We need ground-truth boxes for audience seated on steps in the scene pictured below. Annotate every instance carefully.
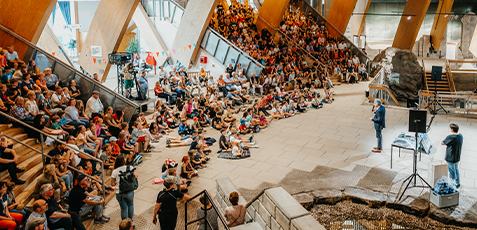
[33,164,66,201]
[0,181,23,230]
[37,183,86,230]
[68,174,110,224]
[0,133,25,184]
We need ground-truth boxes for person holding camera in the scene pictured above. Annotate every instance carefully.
[121,63,135,99]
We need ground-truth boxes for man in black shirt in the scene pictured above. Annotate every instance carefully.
[219,129,231,152]
[46,142,66,164]
[39,183,86,230]
[68,175,109,223]
[153,176,190,230]
[441,123,464,188]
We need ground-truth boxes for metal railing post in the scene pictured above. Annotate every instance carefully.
[40,134,45,167]
[101,161,106,208]
[185,198,188,230]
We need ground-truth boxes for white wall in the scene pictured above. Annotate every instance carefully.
[77,1,100,33]
[192,48,226,80]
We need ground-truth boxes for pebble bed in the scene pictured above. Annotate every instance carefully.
[311,201,476,230]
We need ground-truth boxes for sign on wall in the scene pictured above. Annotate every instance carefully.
[91,46,102,57]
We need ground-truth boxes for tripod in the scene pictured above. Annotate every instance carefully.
[398,119,433,200]
[426,79,448,115]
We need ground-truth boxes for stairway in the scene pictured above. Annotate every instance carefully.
[425,71,454,106]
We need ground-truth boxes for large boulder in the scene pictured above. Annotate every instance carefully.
[371,47,425,101]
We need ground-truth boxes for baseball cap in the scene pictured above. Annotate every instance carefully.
[76,174,87,182]
[110,137,118,142]
[193,117,198,121]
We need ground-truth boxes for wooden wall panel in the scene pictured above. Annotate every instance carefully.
[392,0,432,50]
[256,0,290,33]
[327,0,359,36]
[172,0,219,68]
[37,24,70,64]
[430,0,454,51]
[78,0,140,82]
[0,0,57,59]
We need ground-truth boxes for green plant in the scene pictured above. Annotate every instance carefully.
[126,38,140,54]
[68,39,76,49]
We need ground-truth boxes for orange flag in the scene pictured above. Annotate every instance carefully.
[93,58,96,63]
[156,52,159,57]
[52,52,56,56]
[183,46,186,51]
[188,45,192,50]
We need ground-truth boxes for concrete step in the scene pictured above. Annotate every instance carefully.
[230,222,263,230]
[0,124,10,132]
[10,163,43,195]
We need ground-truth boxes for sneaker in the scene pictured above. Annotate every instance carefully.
[166,143,170,148]
[252,144,259,148]
[94,217,109,224]
[186,181,192,186]
[456,184,461,189]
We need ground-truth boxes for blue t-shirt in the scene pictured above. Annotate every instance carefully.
[1,73,12,84]
[59,117,67,126]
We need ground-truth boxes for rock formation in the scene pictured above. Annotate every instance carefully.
[371,47,425,101]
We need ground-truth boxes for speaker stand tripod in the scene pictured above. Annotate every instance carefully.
[425,80,448,115]
[398,119,433,200]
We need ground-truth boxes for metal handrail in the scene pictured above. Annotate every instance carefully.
[185,189,230,230]
[0,24,139,110]
[207,27,265,69]
[170,0,185,11]
[245,189,265,208]
[0,110,106,201]
[446,60,457,92]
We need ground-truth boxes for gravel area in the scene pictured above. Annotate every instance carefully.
[311,201,477,230]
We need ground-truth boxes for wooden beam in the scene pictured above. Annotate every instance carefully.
[348,0,371,37]
[0,0,57,59]
[430,0,454,51]
[256,0,290,33]
[132,4,170,64]
[74,1,81,57]
[172,0,219,68]
[37,24,70,64]
[392,0,432,50]
[78,0,140,82]
[125,23,137,34]
[326,0,359,35]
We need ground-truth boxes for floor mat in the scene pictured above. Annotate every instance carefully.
[217,150,250,159]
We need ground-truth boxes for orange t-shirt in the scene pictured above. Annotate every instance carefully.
[83,167,92,175]
[111,143,121,156]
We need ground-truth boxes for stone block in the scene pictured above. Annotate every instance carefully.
[386,194,429,217]
[245,212,253,223]
[275,206,290,230]
[263,193,276,218]
[247,205,255,219]
[216,177,238,199]
[265,187,309,220]
[291,215,326,230]
[343,186,387,208]
[252,200,259,211]
[312,190,343,205]
[258,201,272,227]
[254,211,267,230]
[271,216,281,230]
[229,222,263,230]
[292,193,314,210]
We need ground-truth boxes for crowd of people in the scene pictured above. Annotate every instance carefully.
[0,2,370,229]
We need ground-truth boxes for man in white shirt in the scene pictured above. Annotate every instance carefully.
[352,55,360,65]
[250,72,263,96]
[158,66,167,83]
[338,41,347,50]
[238,73,250,94]
[51,87,67,109]
[85,90,104,119]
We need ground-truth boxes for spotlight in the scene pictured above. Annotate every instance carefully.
[407,16,411,20]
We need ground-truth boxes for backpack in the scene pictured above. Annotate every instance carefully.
[132,154,143,166]
[118,166,138,193]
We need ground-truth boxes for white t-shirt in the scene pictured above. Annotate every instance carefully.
[232,146,240,156]
[111,165,134,193]
[67,144,82,167]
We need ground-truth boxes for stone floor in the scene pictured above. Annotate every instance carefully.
[98,81,477,229]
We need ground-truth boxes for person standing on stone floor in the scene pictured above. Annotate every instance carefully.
[441,123,463,188]
[370,99,385,153]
